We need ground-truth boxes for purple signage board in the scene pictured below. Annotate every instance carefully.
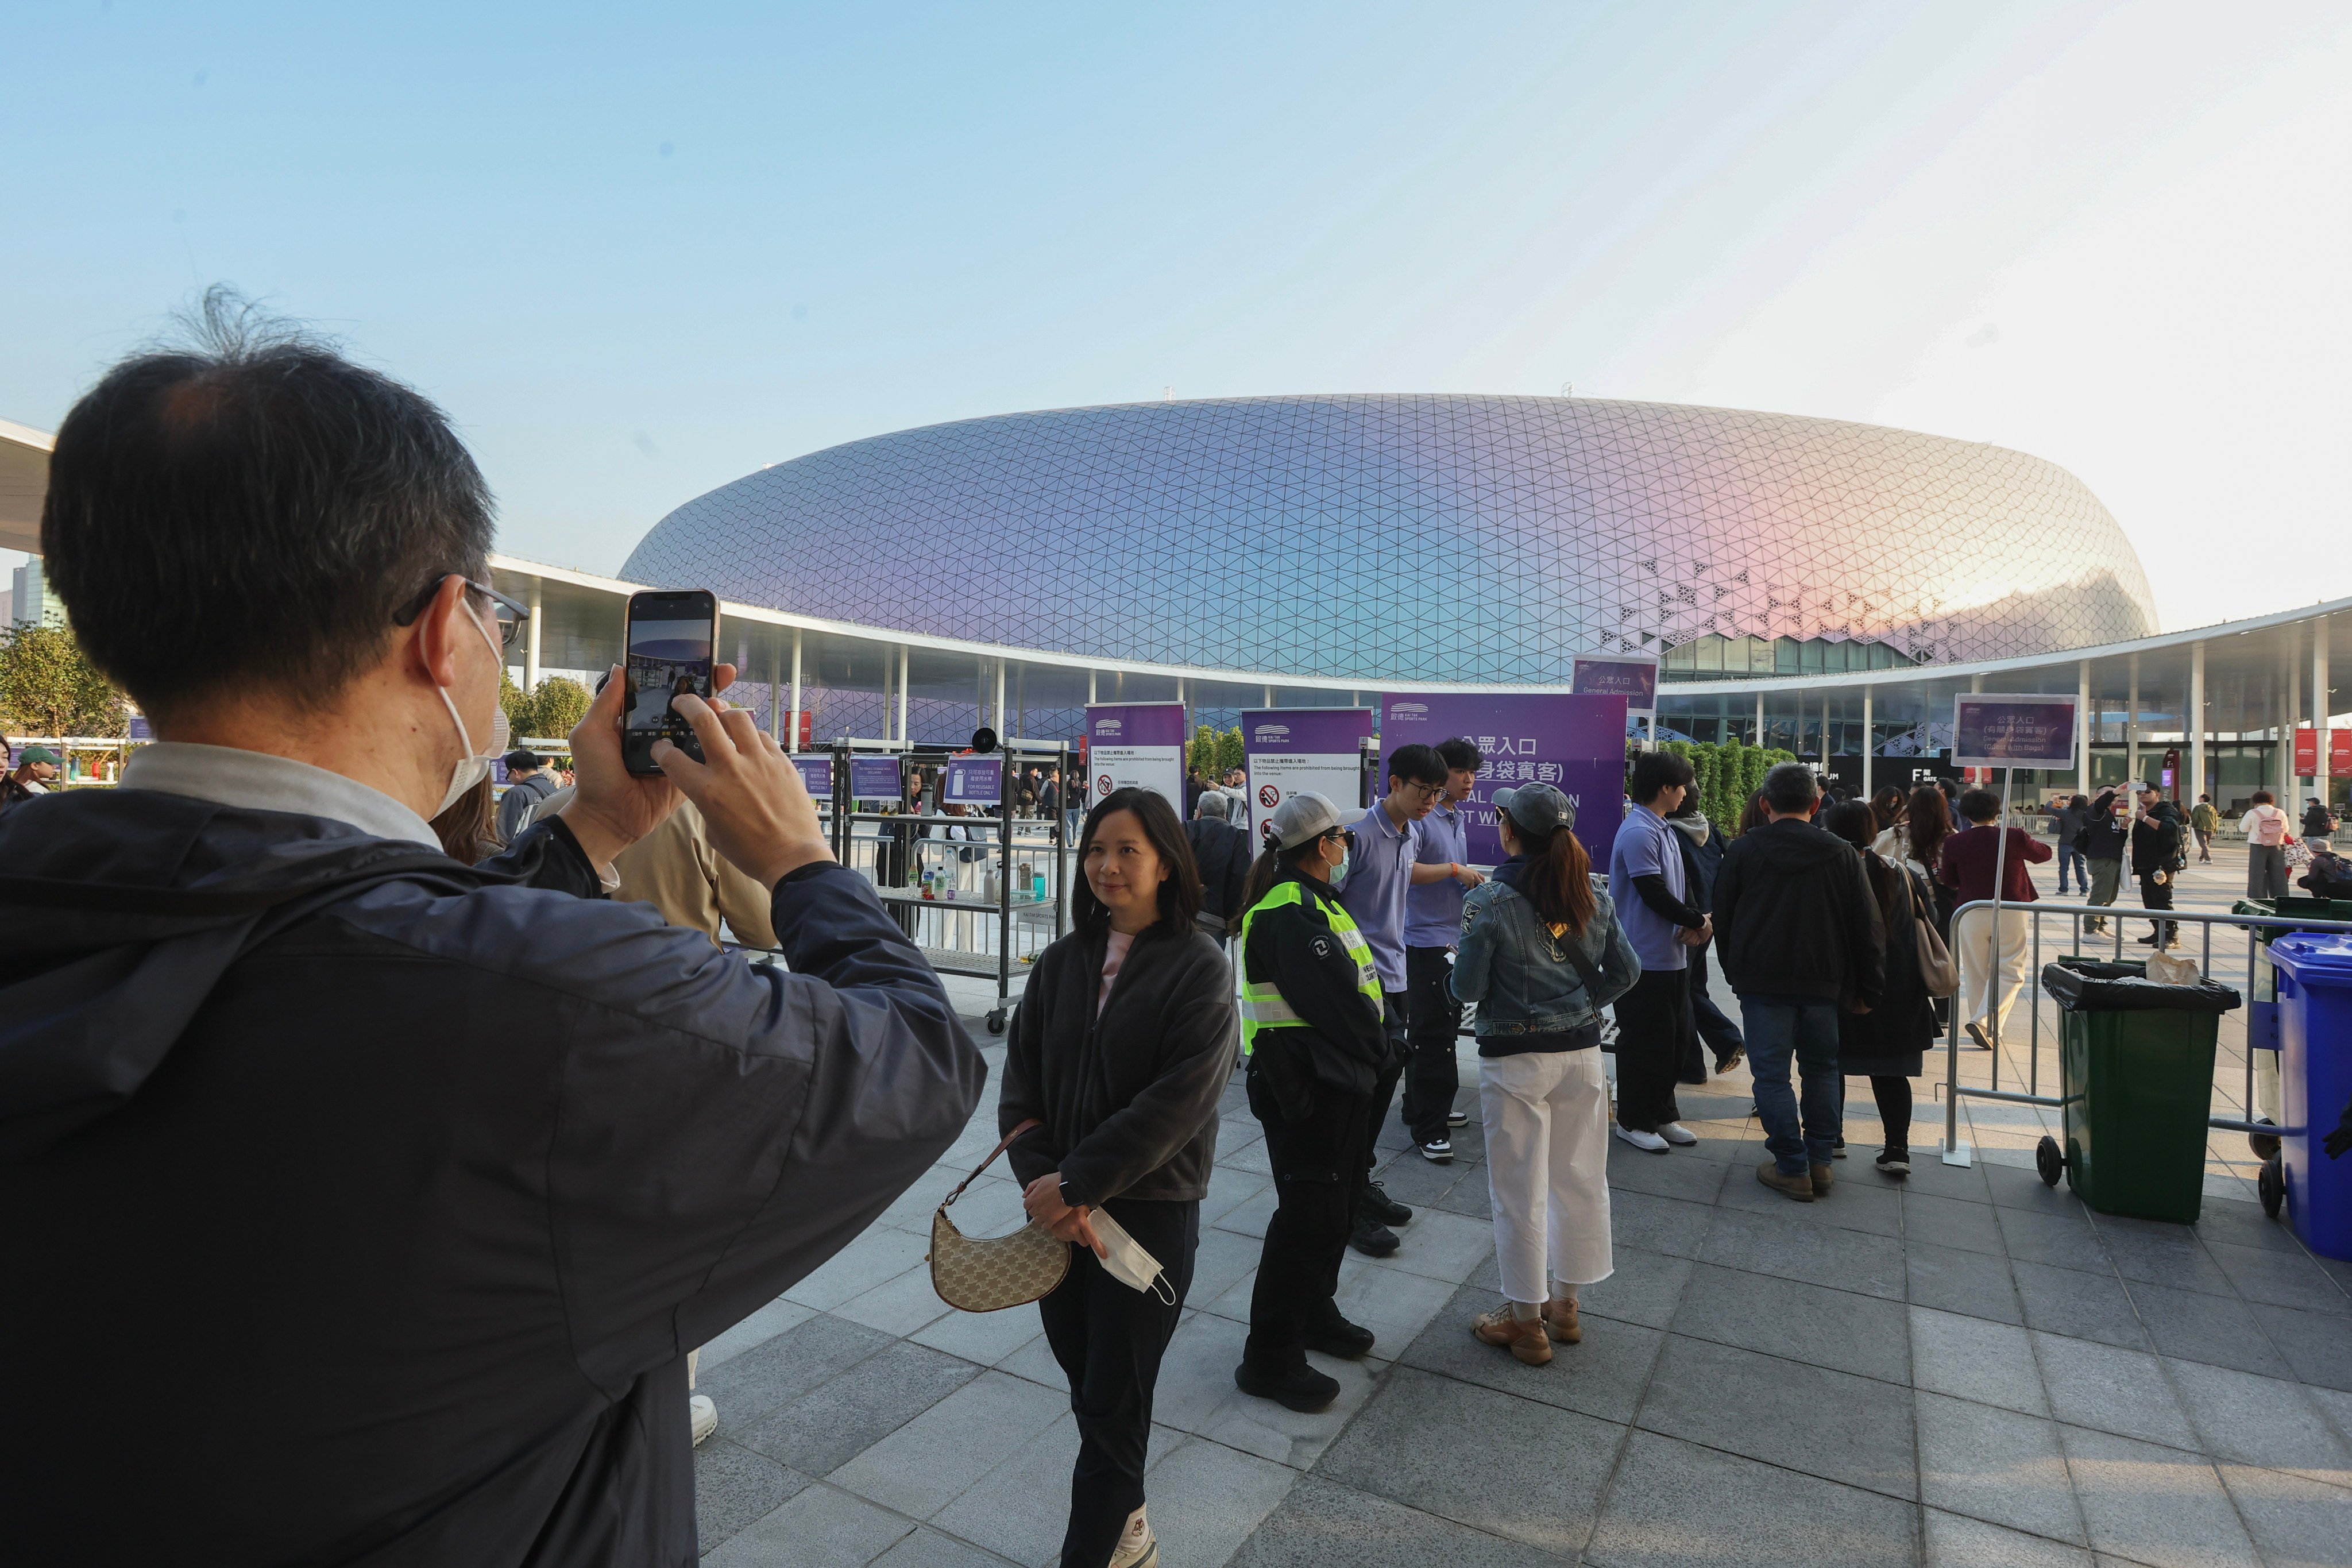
[127,715,153,741]
[943,756,1003,806]
[1241,708,1373,837]
[1951,694,2077,770]
[790,755,835,798]
[1084,702,1188,816]
[849,754,904,801]
[1380,692,1630,867]
[1570,656,1659,718]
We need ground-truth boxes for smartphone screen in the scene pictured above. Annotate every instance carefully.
[623,589,716,773]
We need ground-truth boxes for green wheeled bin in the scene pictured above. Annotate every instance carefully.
[2036,959,2242,1223]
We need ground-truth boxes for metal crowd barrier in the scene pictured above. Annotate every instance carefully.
[1937,897,2352,1177]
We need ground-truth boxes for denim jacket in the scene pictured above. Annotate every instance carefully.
[1448,863,1641,1035]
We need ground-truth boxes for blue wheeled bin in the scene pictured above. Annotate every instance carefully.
[2266,933,2352,1260]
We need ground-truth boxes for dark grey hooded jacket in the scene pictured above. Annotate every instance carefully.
[0,786,983,1566]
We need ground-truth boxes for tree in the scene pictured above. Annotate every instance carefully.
[498,670,531,733]
[1213,726,1243,777]
[524,677,591,741]
[0,623,126,741]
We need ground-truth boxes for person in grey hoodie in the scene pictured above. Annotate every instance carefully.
[1666,795,1744,1075]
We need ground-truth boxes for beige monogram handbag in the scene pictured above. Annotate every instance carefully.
[928,1119,1072,1312]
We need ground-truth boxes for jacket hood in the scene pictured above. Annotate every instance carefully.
[1741,817,1857,875]
[1668,814,1711,847]
[0,788,489,1160]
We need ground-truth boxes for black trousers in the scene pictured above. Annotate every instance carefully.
[1359,991,1408,1194]
[1246,1071,1368,1370]
[1037,1196,1199,1568]
[2138,872,2176,944]
[1612,967,1690,1131]
[1839,1073,1914,1149]
[1688,945,1743,1069]
[1400,947,1462,1144]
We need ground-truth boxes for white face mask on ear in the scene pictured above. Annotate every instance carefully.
[434,598,511,817]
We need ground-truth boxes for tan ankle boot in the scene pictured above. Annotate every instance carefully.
[1472,1303,1552,1365]
[1543,1299,1582,1345]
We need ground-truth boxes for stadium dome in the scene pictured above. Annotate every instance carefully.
[622,395,2156,685]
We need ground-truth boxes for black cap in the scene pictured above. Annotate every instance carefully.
[503,749,541,770]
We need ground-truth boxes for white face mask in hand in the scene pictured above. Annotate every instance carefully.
[434,597,512,816]
[1087,1208,1176,1303]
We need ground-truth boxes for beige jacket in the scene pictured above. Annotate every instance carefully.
[528,789,776,948]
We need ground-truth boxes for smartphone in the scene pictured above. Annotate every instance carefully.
[621,589,717,776]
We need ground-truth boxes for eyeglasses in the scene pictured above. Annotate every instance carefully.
[1404,780,1446,800]
[392,574,532,651]
[1323,828,1358,849]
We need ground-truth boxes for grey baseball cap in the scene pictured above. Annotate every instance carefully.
[1493,781,1575,836]
[1264,790,1347,850]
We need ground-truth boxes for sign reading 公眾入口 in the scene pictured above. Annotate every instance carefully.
[1951,694,2078,771]
[1240,709,1373,839]
[1083,703,1187,818]
[1380,693,1629,867]
[1570,656,1659,721]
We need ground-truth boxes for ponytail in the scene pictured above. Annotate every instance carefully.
[1516,823,1596,935]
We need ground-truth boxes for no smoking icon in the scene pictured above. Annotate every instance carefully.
[1096,774,1113,796]
[1259,784,1280,808]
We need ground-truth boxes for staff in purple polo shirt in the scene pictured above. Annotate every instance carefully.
[1400,737,1489,1163]
[1335,743,1469,1256]
[1605,750,1709,1153]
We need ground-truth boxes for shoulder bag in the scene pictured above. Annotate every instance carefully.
[928,1119,1072,1312]
[1906,867,1959,997]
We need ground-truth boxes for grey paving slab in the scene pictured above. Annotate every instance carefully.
[1145,1309,1386,1469]
[1717,1161,1907,1237]
[1351,1206,1495,1283]
[1369,1148,1473,1209]
[1674,1262,1913,1384]
[701,1312,898,1428]
[1577,1245,1697,1330]
[1997,1204,2103,1272]
[1914,1391,2084,1544]
[923,1411,1076,1567]
[2216,1463,2352,1568]
[1604,1188,1716,1259]
[1903,1191,2008,1256]
[910,1301,1046,1369]
[1893,1151,1993,1205]
[1227,1474,1564,1568]
[2089,1214,2235,1295]
[786,1225,934,1312]
[2029,1331,2197,1450]
[1399,1280,1663,1424]
[1920,1507,2092,1568]
[833,1262,959,1339]
[2125,1277,2294,1378]
[828,1370,1071,1520]
[1906,1240,2026,1325]
[1200,1165,1273,1231]
[1427,1173,1493,1220]
[1183,1222,1265,1307]
[1701,1204,1909,1300]
[1634,1333,1918,1499]
[1329,1255,1459,1353]
[1584,1427,1919,1568]
[2012,1259,2152,1352]
[1984,1161,2092,1216]
[698,1296,820,1373]
[735,1339,982,1477]
[2060,1425,2256,1568]
[1128,1434,1298,1568]
[2191,1193,2306,1254]
[1910,1307,2046,1416]
[2164,1358,2352,1487]
[868,1528,1021,1567]
[692,1439,813,1557]
[2249,1301,2352,1392]
[2207,1238,2352,1316]
[1315,1366,1623,1553]
[1604,1140,1733,1203]
[702,1481,917,1568]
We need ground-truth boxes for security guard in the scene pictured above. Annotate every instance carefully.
[1231,791,1390,1413]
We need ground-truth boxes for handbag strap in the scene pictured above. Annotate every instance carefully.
[944,1119,1040,1207]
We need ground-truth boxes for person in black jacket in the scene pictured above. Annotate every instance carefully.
[1231,791,1389,1415]
[1185,789,1252,945]
[2130,786,2183,948]
[1820,802,1936,1175]
[0,312,982,1567]
[1666,796,1744,1075]
[2079,789,2129,936]
[1001,787,1235,1568]
[1713,763,1887,1203]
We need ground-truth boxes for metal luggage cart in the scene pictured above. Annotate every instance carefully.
[829,740,1072,1034]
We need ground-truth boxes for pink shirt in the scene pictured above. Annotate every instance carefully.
[1098,929,1134,1017]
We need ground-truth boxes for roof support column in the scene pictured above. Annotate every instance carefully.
[2189,642,2205,808]
[1755,690,1764,750]
[2315,619,2331,806]
[2126,654,2139,788]
[1264,685,1275,708]
[1089,670,1099,705]
[786,628,802,752]
[995,660,1007,741]
[2077,660,2092,793]
[895,644,909,750]
[1861,686,1872,800]
[2289,648,2304,800]
[524,578,543,691]
[767,638,781,741]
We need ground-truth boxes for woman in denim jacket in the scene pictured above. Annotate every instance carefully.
[1449,781,1640,1365]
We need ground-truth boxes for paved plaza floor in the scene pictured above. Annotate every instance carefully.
[693,840,2352,1567]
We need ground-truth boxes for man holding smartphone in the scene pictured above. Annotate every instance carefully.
[0,302,984,1566]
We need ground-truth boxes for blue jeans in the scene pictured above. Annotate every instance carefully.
[1740,1000,1843,1175]
[2056,845,2087,895]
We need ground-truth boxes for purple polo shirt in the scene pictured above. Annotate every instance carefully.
[1338,800,1421,993]
[1405,797,1471,949]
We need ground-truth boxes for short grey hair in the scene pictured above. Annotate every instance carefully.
[1760,761,1819,814]
[1194,790,1231,821]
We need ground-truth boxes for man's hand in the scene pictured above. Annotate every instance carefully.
[559,661,737,871]
[1680,914,1713,946]
[1452,863,1486,887]
[653,693,833,890]
[1023,1171,1104,1257]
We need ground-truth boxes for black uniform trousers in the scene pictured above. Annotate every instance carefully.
[1612,967,1690,1132]
[2137,871,2176,945]
[1246,1069,1369,1371]
[1359,991,1408,1199]
[1037,1196,1199,1568]
[1399,947,1462,1144]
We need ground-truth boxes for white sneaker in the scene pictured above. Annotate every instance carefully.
[1612,1124,1669,1153]
[1108,1504,1157,1568]
[689,1395,717,1447]
[1657,1122,1698,1146]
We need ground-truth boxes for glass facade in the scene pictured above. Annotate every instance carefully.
[1661,634,1917,681]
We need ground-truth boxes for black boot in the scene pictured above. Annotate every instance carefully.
[1349,1214,1400,1257]
[1360,1180,1411,1227]
[1234,1356,1340,1412]
[1303,1308,1377,1359]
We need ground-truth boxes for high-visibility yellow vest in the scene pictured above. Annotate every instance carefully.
[1236,876,1382,1057]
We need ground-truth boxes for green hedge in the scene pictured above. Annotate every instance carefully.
[1655,738,1795,836]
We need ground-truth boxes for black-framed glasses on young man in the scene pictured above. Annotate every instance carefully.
[391,574,531,651]
[1405,780,1446,800]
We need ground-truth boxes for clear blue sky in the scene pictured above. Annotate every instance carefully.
[5,2,2347,629]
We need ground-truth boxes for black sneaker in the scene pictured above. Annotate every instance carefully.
[1234,1359,1341,1412]
[1447,1110,1469,1127]
[2135,933,2158,945]
[1349,1215,1400,1257]
[1360,1181,1411,1227]
[1875,1148,1911,1176]
[1418,1137,1454,1163]
[1832,1137,1848,1160]
[1303,1314,1377,1359]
